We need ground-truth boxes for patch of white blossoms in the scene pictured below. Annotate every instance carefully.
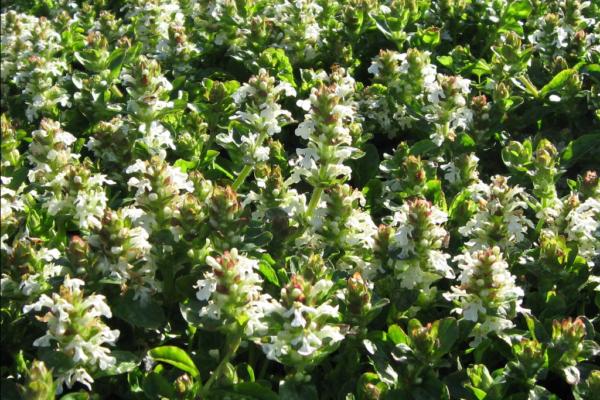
[389,198,453,291]
[251,274,345,368]
[444,246,526,346]
[89,207,159,303]
[424,74,473,146]
[565,197,600,265]
[195,248,263,326]
[23,276,119,393]
[305,184,377,257]
[289,67,361,186]
[219,68,295,164]
[460,175,533,252]
[28,119,114,230]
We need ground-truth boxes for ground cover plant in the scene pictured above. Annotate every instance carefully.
[1,0,600,399]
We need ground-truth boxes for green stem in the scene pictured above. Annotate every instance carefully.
[518,75,539,98]
[306,186,324,218]
[200,332,242,396]
[231,131,267,190]
[232,164,253,191]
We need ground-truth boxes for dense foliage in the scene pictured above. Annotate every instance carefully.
[1,0,600,399]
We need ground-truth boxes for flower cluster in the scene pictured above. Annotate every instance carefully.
[218,69,295,166]
[89,207,158,303]
[445,247,526,345]
[289,67,362,187]
[251,274,345,370]
[2,1,599,398]
[388,198,453,292]
[195,249,263,328]
[23,276,119,393]
[459,175,534,252]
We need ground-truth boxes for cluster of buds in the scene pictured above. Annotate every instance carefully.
[1,114,22,172]
[339,271,374,327]
[1,12,68,120]
[252,273,345,370]
[366,48,473,145]
[0,178,26,253]
[208,185,244,251]
[388,198,453,292]
[424,74,473,146]
[86,117,135,177]
[42,161,115,231]
[469,95,493,144]
[18,360,57,399]
[267,0,324,63]
[528,1,596,62]
[27,119,79,185]
[70,30,126,118]
[124,0,190,59]
[195,248,263,331]
[531,139,559,204]
[125,156,193,227]
[23,276,120,393]
[365,49,437,136]
[1,239,62,297]
[89,207,159,303]
[1,119,28,248]
[549,317,600,384]
[244,163,307,223]
[218,69,295,165]
[380,143,433,204]
[490,32,532,80]
[305,184,377,258]
[506,338,547,384]
[440,152,480,191]
[289,67,362,187]
[444,246,526,346]
[28,119,113,230]
[459,175,533,252]
[564,196,600,266]
[121,55,173,123]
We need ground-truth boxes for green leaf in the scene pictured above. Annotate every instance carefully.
[528,385,559,400]
[279,379,318,400]
[437,56,453,68]
[560,134,600,167]
[220,382,280,400]
[174,158,197,173]
[113,292,166,329]
[258,48,295,87]
[258,260,280,287]
[148,346,200,378]
[410,139,438,156]
[143,370,177,399]
[540,69,576,97]
[419,27,441,47]
[352,143,380,188]
[505,0,532,19]
[387,324,410,345]
[456,134,476,151]
[436,318,459,356]
[466,385,487,400]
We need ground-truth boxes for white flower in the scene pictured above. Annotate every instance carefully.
[565,198,600,265]
[195,249,263,322]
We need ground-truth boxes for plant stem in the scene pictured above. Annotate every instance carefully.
[232,164,252,191]
[231,131,267,191]
[200,332,242,396]
[518,75,539,98]
[306,186,324,218]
